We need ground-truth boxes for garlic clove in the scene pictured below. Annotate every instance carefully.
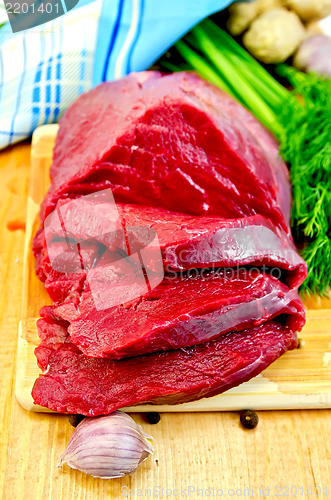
[57,410,153,479]
[293,34,331,76]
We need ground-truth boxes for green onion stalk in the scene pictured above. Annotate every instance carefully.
[160,19,331,296]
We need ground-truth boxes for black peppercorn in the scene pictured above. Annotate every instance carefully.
[240,410,259,429]
[146,412,161,424]
[69,414,85,427]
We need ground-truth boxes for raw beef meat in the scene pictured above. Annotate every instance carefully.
[38,72,292,235]
[44,271,304,359]
[32,320,298,416]
[36,198,306,292]
[41,270,305,359]
[31,71,307,415]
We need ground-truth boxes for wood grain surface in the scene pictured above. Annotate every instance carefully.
[1,138,331,500]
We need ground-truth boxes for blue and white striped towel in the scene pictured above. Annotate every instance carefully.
[0,0,232,150]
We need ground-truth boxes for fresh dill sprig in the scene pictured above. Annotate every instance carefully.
[159,21,331,295]
[277,68,331,295]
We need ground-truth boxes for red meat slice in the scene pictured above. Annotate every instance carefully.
[35,199,306,301]
[47,270,304,359]
[32,320,298,416]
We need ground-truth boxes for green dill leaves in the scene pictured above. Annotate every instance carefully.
[159,22,331,295]
[278,69,331,295]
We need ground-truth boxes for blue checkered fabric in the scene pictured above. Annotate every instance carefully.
[0,0,232,149]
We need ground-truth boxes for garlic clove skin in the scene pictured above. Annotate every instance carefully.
[293,34,331,76]
[57,410,153,479]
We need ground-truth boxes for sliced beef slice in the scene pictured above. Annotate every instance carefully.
[43,270,304,359]
[39,71,291,235]
[32,320,298,416]
[36,197,306,293]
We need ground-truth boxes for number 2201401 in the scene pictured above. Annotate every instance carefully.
[6,3,60,14]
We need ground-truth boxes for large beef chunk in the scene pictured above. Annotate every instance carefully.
[31,71,307,414]
[38,72,292,236]
[32,320,298,416]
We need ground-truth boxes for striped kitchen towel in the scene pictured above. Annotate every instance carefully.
[0,0,232,150]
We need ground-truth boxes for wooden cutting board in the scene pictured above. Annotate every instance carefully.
[15,124,331,413]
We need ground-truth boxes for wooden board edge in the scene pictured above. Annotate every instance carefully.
[16,316,331,413]
[16,124,58,412]
[15,321,53,413]
[30,124,59,159]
